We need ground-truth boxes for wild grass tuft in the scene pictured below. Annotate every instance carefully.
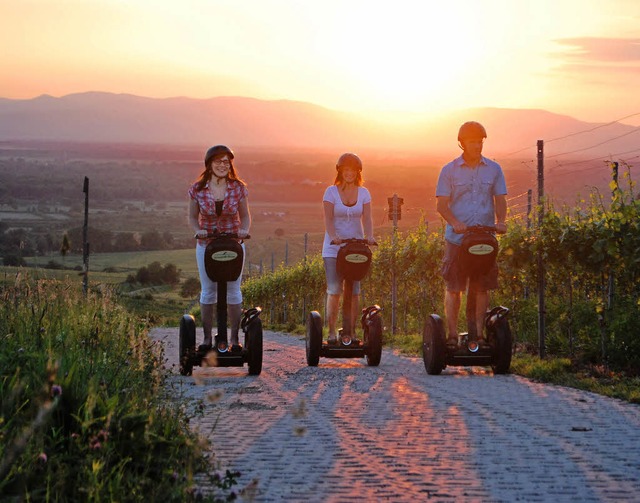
[0,272,238,501]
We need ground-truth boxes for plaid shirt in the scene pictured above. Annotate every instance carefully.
[188,179,248,245]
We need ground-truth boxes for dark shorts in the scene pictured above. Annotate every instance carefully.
[441,241,498,293]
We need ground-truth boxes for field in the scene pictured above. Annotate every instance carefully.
[1,140,626,286]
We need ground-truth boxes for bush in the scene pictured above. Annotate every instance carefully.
[181,277,201,298]
[2,254,26,267]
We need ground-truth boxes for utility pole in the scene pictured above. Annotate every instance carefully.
[537,141,546,358]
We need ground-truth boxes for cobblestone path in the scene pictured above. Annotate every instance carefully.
[150,328,640,503]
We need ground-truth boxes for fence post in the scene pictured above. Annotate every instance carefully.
[82,177,90,296]
[537,140,546,359]
[388,194,403,336]
[302,233,308,324]
[608,161,618,310]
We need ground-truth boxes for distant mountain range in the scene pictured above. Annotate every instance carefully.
[0,92,638,160]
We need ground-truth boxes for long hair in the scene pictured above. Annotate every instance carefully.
[194,157,246,191]
[334,169,364,187]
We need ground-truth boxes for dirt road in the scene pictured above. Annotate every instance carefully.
[150,328,640,502]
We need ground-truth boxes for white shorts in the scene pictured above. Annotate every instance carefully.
[196,243,245,304]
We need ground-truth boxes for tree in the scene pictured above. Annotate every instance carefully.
[140,230,166,251]
[113,232,139,252]
[60,233,70,259]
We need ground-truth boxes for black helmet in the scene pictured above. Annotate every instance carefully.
[458,122,487,142]
[336,152,362,172]
[204,145,234,167]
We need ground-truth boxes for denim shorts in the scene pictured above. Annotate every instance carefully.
[441,241,498,293]
[323,257,361,295]
[196,243,244,304]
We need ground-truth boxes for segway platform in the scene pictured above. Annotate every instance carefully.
[179,307,263,375]
[423,306,512,375]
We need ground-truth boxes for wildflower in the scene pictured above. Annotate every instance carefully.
[37,452,47,464]
[51,384,62,397]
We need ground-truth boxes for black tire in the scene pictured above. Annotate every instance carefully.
[491,317,513,374]
[306,311,323,366]
[365,314,383,366]
[245,318,263,376]
[422,314,446,375]
[179,314,196,376]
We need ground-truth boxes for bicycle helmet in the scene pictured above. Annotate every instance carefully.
[336,152,362,172]
[204,145,234,167]
[457,122,487,142]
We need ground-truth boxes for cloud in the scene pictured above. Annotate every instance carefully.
[554,37,640,63]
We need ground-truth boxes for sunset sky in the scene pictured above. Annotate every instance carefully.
[2,0,640,125]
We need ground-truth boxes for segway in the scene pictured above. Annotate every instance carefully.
[422,226,512,375]
[179,233,263,376]
[306,238,383,367]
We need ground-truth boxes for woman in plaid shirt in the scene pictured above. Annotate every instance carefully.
[188,145,251,350]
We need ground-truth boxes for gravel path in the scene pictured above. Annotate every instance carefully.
[150,327,640,503]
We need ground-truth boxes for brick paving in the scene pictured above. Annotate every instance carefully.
[150,328,640,503]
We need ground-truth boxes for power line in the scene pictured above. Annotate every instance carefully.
[545,112,640,143]
[546,127,640,159]
[500,111,640,159]
[546,147,640,169]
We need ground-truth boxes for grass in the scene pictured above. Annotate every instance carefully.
[0,272,240,501]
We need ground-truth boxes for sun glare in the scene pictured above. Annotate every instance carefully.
[327,2,481,112]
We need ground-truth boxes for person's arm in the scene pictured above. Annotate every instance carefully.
[188,196,207,238]
[362,202,374,243]
[237,197,251,238]
[323,201,340,243]
[436,196,466,234]
[494,194,507,234]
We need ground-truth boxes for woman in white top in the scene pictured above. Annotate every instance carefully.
[322,153,374,344]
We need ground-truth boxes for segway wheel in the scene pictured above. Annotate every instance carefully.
[245,317,263,376]
[422,314,446,375]
[491,317,513,374]
[179,314,196,376]
[306,311,323,366]
[364,314,383,366]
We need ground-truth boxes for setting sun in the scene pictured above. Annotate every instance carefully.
[0,0,639,124]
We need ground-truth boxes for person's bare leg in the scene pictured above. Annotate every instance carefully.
[327,293,340,341]
[228,303,243,346]
[475,291,489,341]
[201,303,215,346]
[444,289,461,343]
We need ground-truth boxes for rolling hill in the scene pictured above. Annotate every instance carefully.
[0,92,638,159]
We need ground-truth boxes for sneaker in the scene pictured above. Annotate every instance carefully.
[327,335,338,344]
[446,335,458,347]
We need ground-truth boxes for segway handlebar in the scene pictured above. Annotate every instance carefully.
[195,232,251,240]
[454,224,506,235]
[330,237,378,246]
